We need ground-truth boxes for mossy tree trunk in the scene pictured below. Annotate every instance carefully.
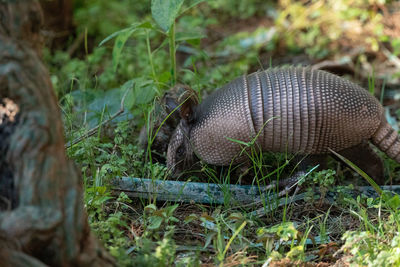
[0,1,114,266]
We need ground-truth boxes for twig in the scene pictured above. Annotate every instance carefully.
[65,89,130,149]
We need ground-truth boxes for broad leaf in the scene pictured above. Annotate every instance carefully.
[112,29,135,72]
[121,80,135,110]
[151,0,184,32]
[123,78,157,110]
[148,216,163,230]
[135,83,156,105]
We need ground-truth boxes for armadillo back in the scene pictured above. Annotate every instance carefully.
[249,67,383,154]
[191,67,384,166]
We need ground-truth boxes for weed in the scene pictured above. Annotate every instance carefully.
[340,193,400,266]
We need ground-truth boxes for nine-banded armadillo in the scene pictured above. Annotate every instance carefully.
[166,67,400,180]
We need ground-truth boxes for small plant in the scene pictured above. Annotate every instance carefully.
[131,228,178,267]
[257,221,311,262]
[143,204,180,236]
[87,192,133,264]
[185,210,253,266]
[341,231,400,266]
[301,169,336,203]
[338,191,400,265]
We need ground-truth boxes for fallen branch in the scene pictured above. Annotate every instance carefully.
[112,177,282,205]
[112,177,400,215]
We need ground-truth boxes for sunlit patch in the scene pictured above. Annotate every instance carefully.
[0,98,19,124]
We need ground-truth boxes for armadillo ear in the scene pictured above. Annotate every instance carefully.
[179,90,198,122]
[164,84,198,123]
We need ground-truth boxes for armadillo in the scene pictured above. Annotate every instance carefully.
[166,67,400,180]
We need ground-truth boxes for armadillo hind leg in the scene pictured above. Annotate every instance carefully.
[337,142,384,185]
[294,144,385,185]
[372,120,400,164]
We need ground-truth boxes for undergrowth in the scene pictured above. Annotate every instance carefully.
[48,0,400,266]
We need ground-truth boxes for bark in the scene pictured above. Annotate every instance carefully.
[0,1,114,266]
[39,0,74,50]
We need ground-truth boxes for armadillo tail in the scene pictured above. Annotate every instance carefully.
[372,121,400,163]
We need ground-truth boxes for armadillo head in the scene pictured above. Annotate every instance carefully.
[164,84,199,177]
[166,120,196,176]
[138,85,188,162]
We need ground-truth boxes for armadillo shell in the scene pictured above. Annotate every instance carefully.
[191,67,383,166]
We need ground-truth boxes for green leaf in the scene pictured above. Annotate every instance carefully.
[158,71,172,84]
[121,80,135,110]
[99,28,131,47]
[151,0,184,32]
[144,203,157,213]
[135,86,156,105]
[286,245,304,260]
[106,22,156,72]
[122,78,157,109]
[134,21,154,30]
[148,216,163,229]
[112,29,135,72]
[166,203,179,215]
[134,81,156,105]
[184,214,198,223]
[200,213,215,222]
[203,232,216,249]
[175,31,206,42]
[99,22,153,47]
[263,222,298,241]
[384,193,400,210]
[227,212,244,221]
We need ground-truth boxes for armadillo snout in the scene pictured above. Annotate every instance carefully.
[167,120,195,176]
[167,126,183,172]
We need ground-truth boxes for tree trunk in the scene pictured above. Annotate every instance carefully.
[0,1,114,266]
[39,0,74,50]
